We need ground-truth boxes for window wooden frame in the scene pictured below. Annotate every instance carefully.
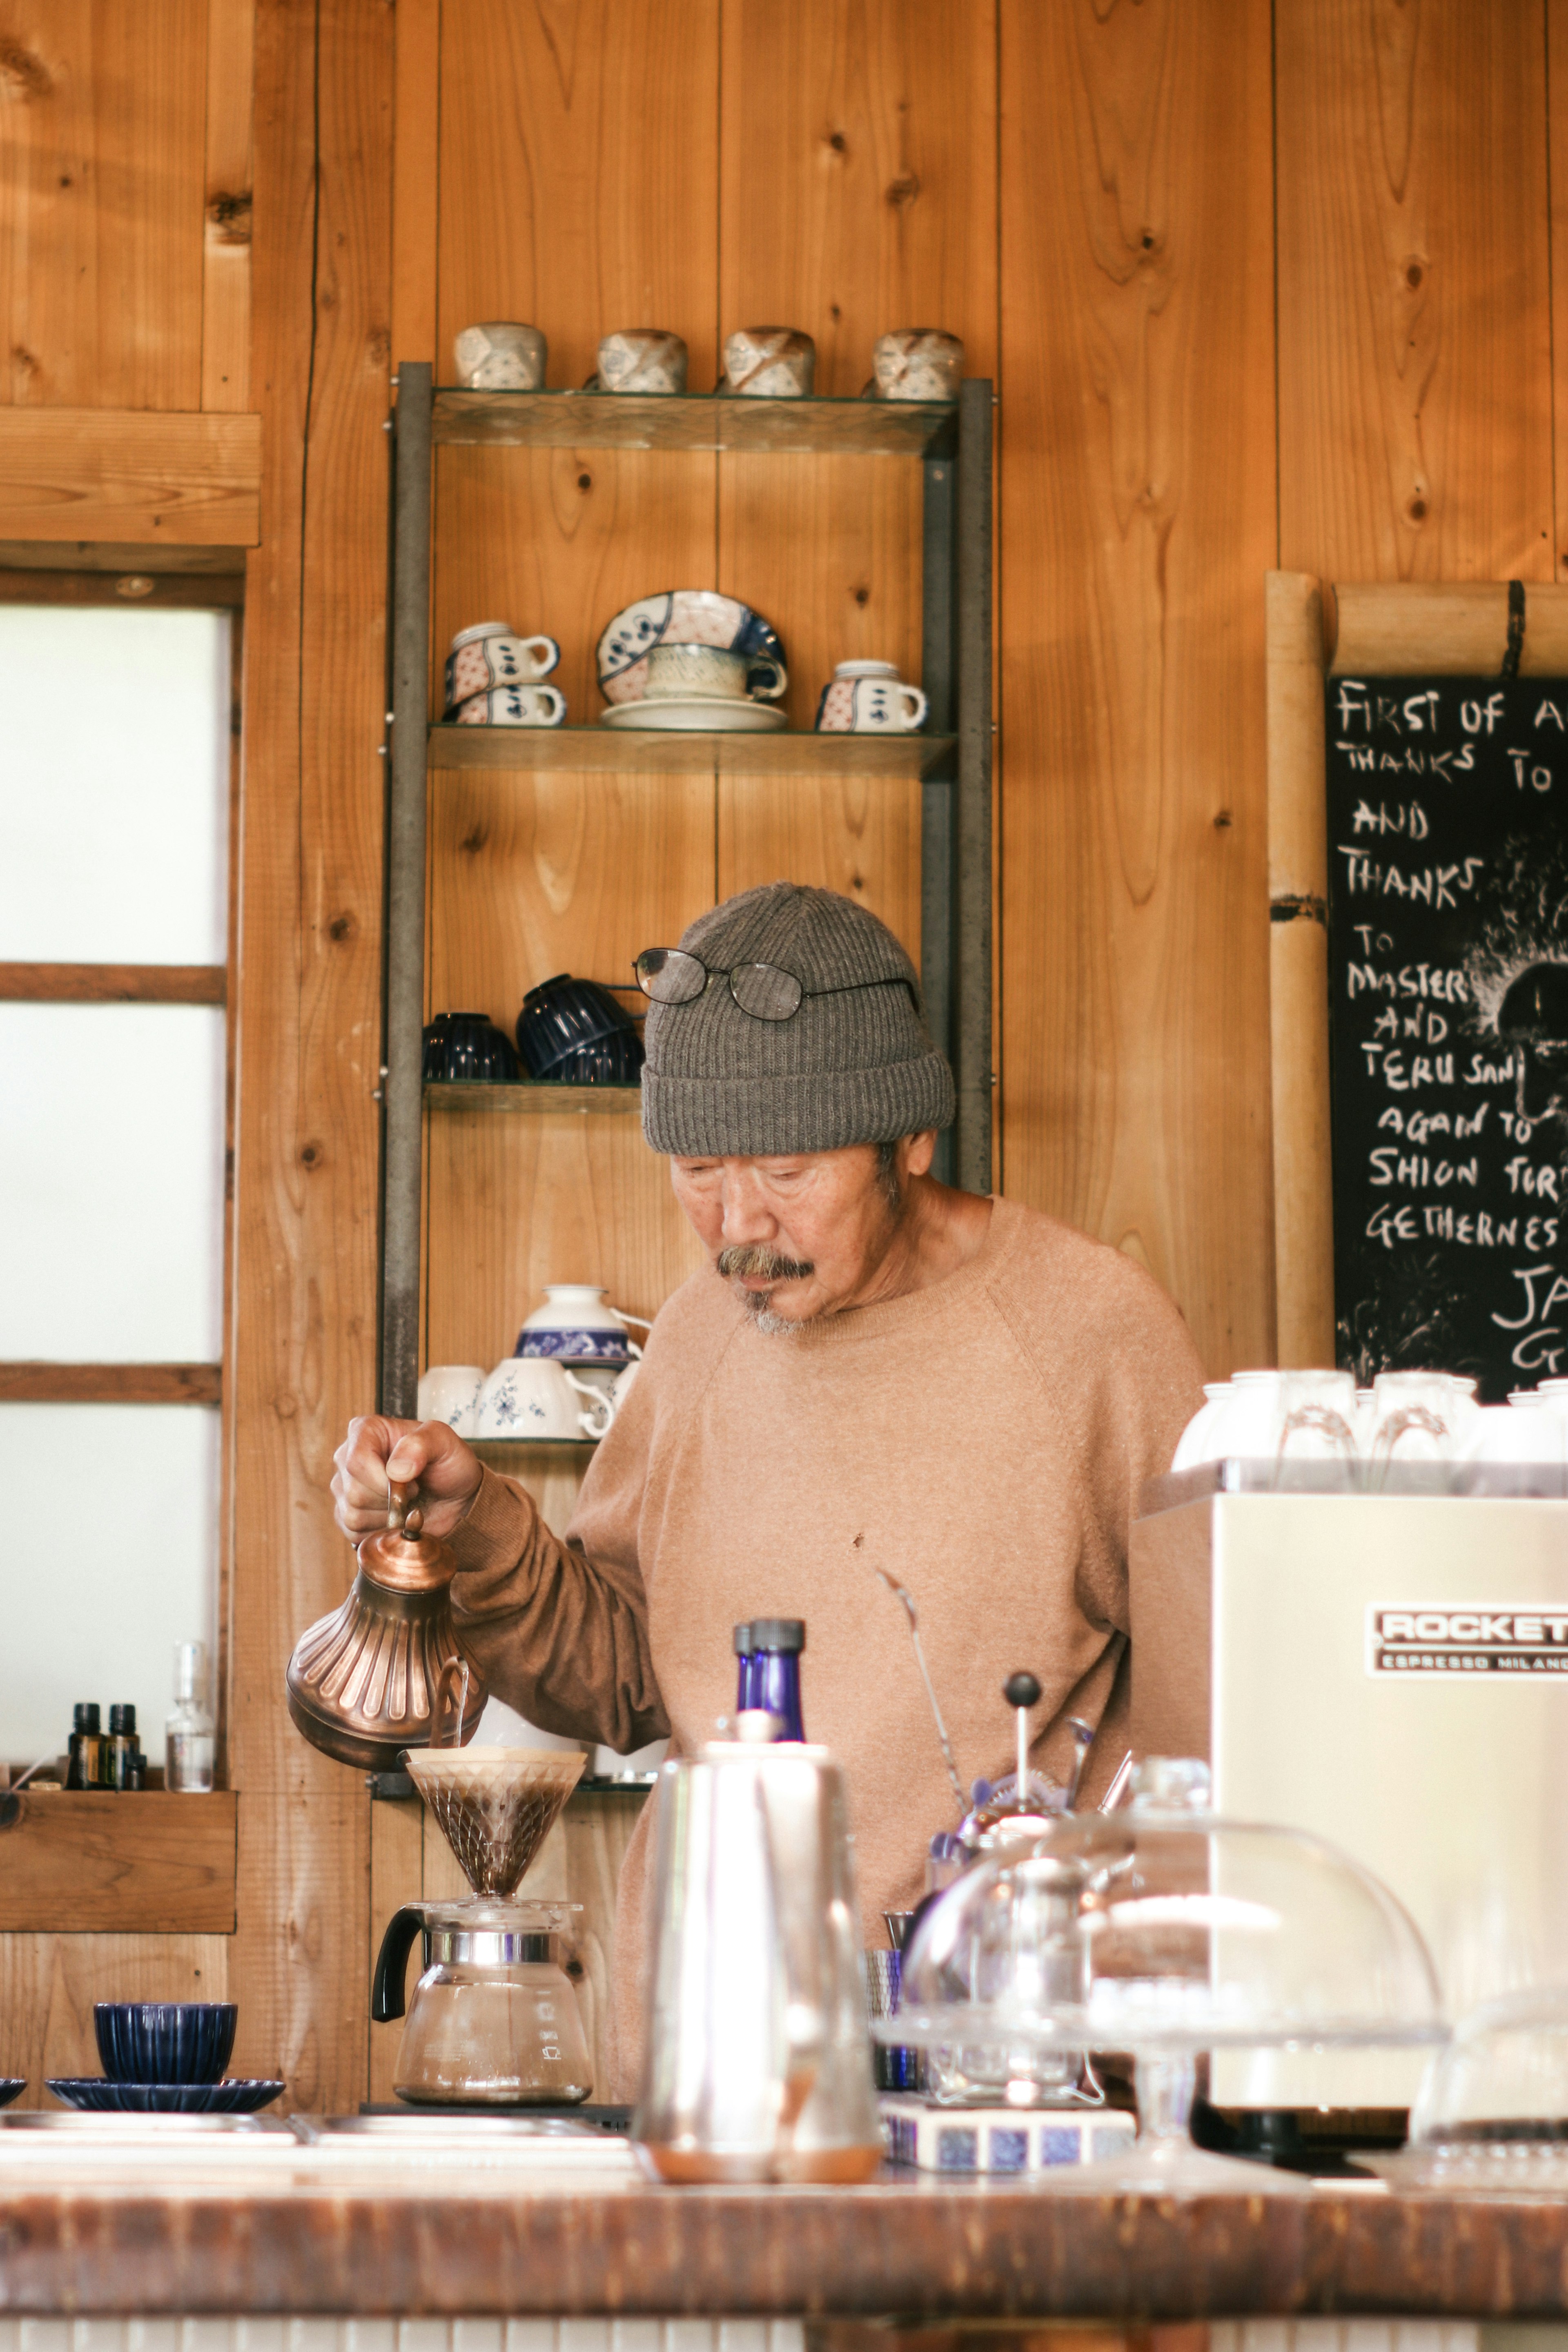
[0,575,242,1791]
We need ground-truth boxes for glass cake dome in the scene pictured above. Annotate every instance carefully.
[883,1760,1446,2192]
[1373,1985,1568,2192]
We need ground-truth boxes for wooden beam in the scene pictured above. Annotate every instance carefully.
[0,570,245,610]
[225,0,390,2116]
[0,411,261,546]
[0,964,226,1004]
[0,1365,222,1405]
[1328,579,1568,677]
[0,540,248,577]
[0,1793,238,1934]
[1266,572,1335,1369]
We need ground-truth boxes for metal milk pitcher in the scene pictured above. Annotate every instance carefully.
[632,1738,882,2183]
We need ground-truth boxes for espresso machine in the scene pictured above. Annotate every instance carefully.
[1130,1460,1568,2105]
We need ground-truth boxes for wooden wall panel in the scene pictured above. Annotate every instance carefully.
[717,773,922,964]
[717,0,998,399]
[998,0,1276,1374]
[427,769,715,1016]
[435,0,720,394]
[0,0,208,410]
[390,0,439,374]
[1277,0,1553,584]
[225,0,392,2116]
[716,0,995,967]
[202,0,256,411]
[426,1114,706,1371]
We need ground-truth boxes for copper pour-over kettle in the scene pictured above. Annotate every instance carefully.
[286,1480,486,1770]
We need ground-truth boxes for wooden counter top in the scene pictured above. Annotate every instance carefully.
[2,2176,1568,2321]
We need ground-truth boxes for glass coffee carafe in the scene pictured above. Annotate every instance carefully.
[372,1895,592,2105]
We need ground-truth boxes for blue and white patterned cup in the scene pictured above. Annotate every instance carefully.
[516,1284,642,1366]
[645,642,786,703]
[474,1358,597,1441]
[445,624,560,711]
[454,683,567,727]
[815,659,927,733]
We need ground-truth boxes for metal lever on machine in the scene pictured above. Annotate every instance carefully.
[1002,1671,1041,1802]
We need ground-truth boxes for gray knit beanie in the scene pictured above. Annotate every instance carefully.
[639,882,955,1156]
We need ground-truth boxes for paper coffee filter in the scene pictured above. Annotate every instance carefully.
[403,1744,588,1895]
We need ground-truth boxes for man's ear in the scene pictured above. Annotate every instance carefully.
[902,1130,937,1178]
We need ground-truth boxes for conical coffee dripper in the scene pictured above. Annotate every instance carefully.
[403,1742,588,1893]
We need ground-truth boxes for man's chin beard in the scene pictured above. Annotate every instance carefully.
[716,1244,815,1336]
[739,1292,807,1337]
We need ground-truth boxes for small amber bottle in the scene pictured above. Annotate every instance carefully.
[104,1704,146,1791]
[66,1703,104,1789]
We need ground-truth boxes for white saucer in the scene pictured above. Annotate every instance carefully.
[600,696,787,734]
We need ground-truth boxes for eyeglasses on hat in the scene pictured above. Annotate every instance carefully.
[633,947,915,1024]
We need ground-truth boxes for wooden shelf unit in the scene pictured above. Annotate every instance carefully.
[380,363,993,1415]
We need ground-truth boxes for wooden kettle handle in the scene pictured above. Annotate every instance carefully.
[387,1479,420,1534]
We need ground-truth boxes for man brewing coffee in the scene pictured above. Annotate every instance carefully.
[333,881,1204,2092]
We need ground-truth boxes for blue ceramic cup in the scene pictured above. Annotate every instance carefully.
[94,2001,238,2085]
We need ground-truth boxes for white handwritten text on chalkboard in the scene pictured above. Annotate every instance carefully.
[1325,677,1568,1395]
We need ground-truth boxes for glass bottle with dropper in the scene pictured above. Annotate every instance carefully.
[165,1642,216,1793]
[747,1618,806,1742]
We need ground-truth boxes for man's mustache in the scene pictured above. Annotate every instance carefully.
[717,1245,815,1284]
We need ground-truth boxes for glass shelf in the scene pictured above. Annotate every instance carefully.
[427,724,955,778]
[430,388,958,459]
[424,1082,639,1115]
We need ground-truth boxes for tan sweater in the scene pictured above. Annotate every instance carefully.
[448,1195,1205,2097]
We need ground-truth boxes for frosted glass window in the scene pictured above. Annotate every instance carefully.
[0,606,229,964]
[0,1002,225,1360]
[0,1405,218,1764]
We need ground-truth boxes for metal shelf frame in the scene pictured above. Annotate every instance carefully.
[379,361,992,1414]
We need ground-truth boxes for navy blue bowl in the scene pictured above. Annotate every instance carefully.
[516,974,640,1078]
[423,1012,520,1084]
[422,1011,453,1080]
[538,1031,645,1085]
[94,2002,238,2085]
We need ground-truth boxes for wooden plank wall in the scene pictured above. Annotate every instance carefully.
[7,0,1568,2109]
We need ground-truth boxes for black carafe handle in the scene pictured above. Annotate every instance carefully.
[371,1904,425,2022]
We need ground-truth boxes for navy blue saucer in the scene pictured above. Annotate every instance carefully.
[0,2081,22,2109]
[47,2078,283,2114]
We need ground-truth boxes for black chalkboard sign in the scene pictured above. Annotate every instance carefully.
[1327,675,1568,1399]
